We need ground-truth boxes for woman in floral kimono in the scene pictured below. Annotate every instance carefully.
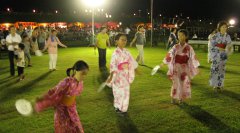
[161,29,200,104]
[35,60,89,133]
[209,21,232,91]
[107,33,138,114]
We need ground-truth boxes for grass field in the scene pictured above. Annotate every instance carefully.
[0,46,240,133]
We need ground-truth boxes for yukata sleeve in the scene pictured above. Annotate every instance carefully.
[210,35,218,60]
[110,53,118,73]
[163,46,176,79]
[128,52,138,83]
[225,35,233,54]
[129,52,138,69]
[163,46,175,65]
[188,46,200,79]
[35,78,71,112]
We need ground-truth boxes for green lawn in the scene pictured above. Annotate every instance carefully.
[0,46,240,133]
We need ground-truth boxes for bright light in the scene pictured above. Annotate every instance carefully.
[101,9,104,12]
[7,8,10,12]
[210,22,212,25]
[176,15,178,17]
[229,19,236,25]
[4,23,10,28]
[119,22,122,25]
[134,13,136,16]
[85,10,88,12]
[175,24,178,28]
[199,20,202,22]
[187,17,190,19]
[106,14,108,18]
[82,0,105,8]
[148,13,150,15]
[55,10,58,14]
[159,14,162,17]
[109,15,112,18]
[33,9,36,13]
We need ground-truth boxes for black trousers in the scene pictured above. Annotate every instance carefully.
[17,66,24,76]
[98,48,107,68]
[8,51,15,76]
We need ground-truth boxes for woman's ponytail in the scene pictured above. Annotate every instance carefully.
[66,60,89,77]
[66,68,73,76]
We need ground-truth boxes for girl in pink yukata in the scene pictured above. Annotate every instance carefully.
[35,60,89,133]
[107,33,138,114]
[160,29,200,104]
[42,29,67,71]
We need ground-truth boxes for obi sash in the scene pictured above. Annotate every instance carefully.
[175,55,189,64]
[216,43,226,49]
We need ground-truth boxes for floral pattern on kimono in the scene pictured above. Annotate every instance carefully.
[163,43,200,100]
[109,47,138,112]
[35,77,84,133]
[209,32,231,87]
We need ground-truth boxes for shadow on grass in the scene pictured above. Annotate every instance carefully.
[0,66,9,71]
[140,64,153,69]
[0,70,10,75]
[221,90,240,101]
[192,81,240,102]
[0,71,52,104]
[117,114,139,133]
[0,76,18,85]
[178,103,237,132]
[97,67,139,133]
[0,78,19,91]
[225,69,240,75]
[198,65,210,70]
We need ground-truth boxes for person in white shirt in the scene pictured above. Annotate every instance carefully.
[6,26,22,76]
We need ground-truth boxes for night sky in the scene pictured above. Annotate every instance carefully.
[1,0,240,19]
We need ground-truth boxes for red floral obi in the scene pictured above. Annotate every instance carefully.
[216,43,226,49]
[175,55,189,64]
[118,62,129,70]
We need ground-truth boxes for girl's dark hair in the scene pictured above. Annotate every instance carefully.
[66,60,89,76]
[178,29,189,42]
[115,33,127,41]
[137,25,144,31]
[18,43,25,50]
[217,21,228,32]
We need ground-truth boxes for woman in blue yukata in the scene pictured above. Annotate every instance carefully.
[209,21,233,92]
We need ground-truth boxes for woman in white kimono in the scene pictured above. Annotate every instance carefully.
[107,33,138,114]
